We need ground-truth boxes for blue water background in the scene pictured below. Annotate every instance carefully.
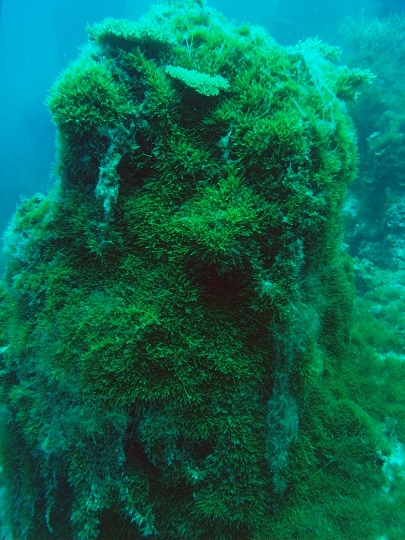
[0,0,401,271]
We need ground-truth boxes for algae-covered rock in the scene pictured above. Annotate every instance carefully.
[0,1,384,539]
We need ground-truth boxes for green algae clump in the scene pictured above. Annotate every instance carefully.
[0,2,385,539]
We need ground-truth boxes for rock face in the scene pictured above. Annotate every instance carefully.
[341,15,405,272]
[0,2,379,539]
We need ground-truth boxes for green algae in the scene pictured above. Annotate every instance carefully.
[1,1,402,539]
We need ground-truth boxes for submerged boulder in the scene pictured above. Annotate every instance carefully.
[0,1,380,539]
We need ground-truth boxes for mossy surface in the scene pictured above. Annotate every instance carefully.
[342,15,405,270]
[1,1,401,539]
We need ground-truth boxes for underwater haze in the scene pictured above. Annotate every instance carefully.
[1,0,405,539]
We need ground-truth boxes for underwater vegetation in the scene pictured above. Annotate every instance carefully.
[0,1,404,538]
[342,14,405,270]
